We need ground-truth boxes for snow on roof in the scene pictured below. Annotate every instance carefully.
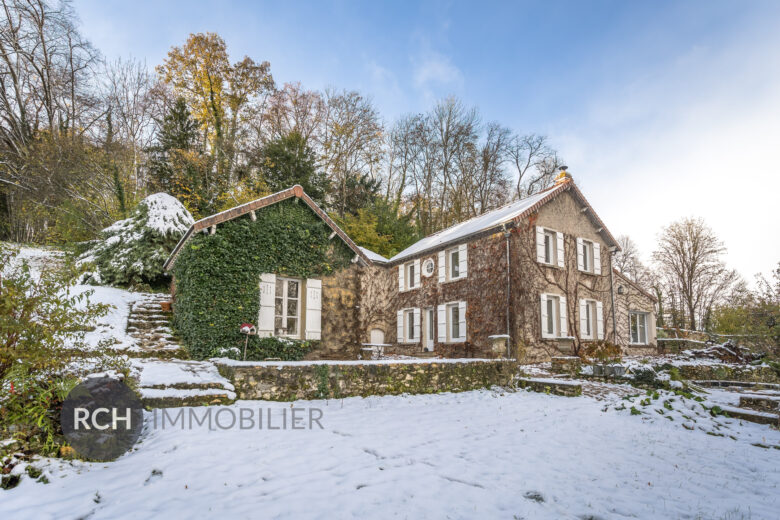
[389,184,562,263]
[358,246,388,264]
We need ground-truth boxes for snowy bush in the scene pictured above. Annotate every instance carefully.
[78,193,193,288]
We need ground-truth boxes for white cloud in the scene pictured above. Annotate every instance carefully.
[410,47,463,102]
[553,22,780,283]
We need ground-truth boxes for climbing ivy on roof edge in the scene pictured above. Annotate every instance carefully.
[172,198,353,360]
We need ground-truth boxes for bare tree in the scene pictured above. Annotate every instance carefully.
[652,217,739,330]
[507,133,561,199]
[321,88,384,216]
[103,57,156,198]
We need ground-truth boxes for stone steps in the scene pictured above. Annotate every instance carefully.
[140,387,236,408]
[125,294,186,359]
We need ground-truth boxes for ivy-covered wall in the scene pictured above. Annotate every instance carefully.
[172,199,356,360]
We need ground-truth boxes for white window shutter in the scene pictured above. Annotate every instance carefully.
[305,279,322,340]
[413,308,421,342]
[397,310,404,343]
[579,299,589,339]
[559,296,568,337]
[540,294,550,338]
[576,238,584,271]
[458,244,467,279]
[556,232,565,268]
[596,301,605,339]
[398,264,405,292]
[413,259,421,288]
[458,301,467,341]
[593,243,601,275]
[536,226,545,263]
[437,305,447,342]
[258,273,276,337]
[438,251,446,283]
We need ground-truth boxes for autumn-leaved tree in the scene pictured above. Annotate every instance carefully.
[156,32,274,210]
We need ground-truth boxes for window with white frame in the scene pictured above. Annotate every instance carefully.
[439,244,467,282]
[406,262,417,289]
[630,311,648,344]
[540,294,568,339]
[576,237,601,274]
[581,300,597,339]
[579,298,604,340]
[544,230,556,264]
[536,226,564,267]
[398,259,421,291]
[274,277,300,337]
[397,308,420,343]
[437,301,467,342]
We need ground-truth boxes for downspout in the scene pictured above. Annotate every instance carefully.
[503,223,512,357]
[608,246,618,342]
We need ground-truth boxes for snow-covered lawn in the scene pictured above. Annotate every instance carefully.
[3,389,779,519]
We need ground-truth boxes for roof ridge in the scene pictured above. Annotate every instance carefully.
[412,182,564,243]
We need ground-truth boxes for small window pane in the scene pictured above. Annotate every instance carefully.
[451,250,460,278]
[287,299,298,317]
[451,305,460,339]
[274,317,283,332]
[287,317,298,335]
[407,311,414,339]
[544,234,552,263]
[275,281,283,297]
[287,280,299,298]
[546,298,554,335]
[408,264,415,286]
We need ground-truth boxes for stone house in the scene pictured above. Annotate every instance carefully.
[164,175,657,362]
[358,174,658,362]
[163,185,369,359]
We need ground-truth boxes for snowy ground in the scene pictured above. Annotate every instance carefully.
[3,389,780,520]
[4,246,780,518]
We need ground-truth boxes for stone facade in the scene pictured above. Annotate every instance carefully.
[215,359,517,401]
[309,266,362,360]
[361,184,653,363]
[613,269,658,356]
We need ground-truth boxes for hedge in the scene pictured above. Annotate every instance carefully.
[172,199,353,360]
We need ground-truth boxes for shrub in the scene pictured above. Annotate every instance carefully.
[219,337,314,361]
[1,245,128,455]
[581,341,623,364]
[0,366,77,455]
[77,193,193,288]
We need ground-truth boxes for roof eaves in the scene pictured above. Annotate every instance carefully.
[163,185,370,271]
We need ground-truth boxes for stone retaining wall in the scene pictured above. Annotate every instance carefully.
[671,364,780,384]
[215,359,517,401]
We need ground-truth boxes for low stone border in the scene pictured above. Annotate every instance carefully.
[516,377,582,397]
[214,358,517,401]
[671,364,779,384]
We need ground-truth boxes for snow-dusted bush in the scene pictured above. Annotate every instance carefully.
[78,193,193,287]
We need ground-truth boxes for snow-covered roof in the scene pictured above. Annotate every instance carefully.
[358,247,388,264]
[388,178,619,263]
[389,183,560,263]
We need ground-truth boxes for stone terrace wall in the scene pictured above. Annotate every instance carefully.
[215,359,517,401]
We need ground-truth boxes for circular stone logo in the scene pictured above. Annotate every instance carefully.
[60,377,144,461]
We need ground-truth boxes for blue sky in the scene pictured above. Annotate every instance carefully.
[74,0,780,280]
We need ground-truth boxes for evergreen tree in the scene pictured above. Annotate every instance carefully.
[258,132,330,206]
[146,98,208,215]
